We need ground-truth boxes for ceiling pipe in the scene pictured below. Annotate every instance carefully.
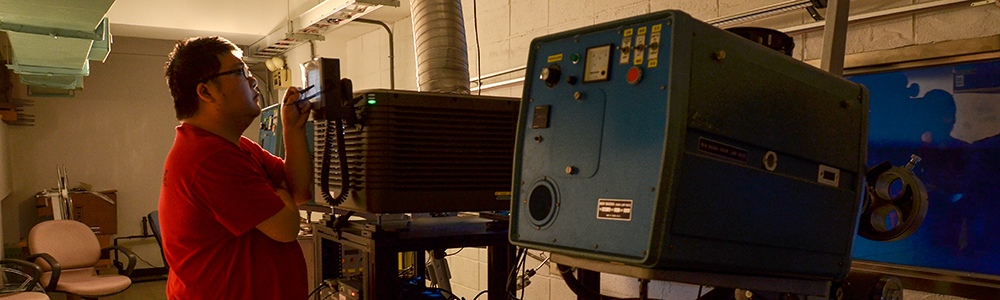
[353,18,395,90]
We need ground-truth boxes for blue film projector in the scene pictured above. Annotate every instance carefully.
[510,10,870,280]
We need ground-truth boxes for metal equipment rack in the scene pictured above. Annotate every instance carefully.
[313,214,515,300]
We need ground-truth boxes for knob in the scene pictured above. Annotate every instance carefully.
[540,64,561,87]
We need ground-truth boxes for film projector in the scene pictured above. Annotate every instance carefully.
[508,10,928,300]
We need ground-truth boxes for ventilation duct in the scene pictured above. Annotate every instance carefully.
[409,0,470,94]
[0,0,115,91]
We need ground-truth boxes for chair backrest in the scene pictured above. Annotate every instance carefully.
[27,220,101,271]
[147,211,168,268]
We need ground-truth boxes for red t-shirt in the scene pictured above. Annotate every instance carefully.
[159,123,307,300]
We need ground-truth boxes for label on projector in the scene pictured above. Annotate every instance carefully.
[597,199,633,221]
[698,137,748,163]
[495,191,512,201]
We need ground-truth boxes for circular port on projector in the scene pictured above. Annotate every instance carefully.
[527,180,559,228]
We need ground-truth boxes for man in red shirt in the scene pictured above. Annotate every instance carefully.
[160,36,314,299]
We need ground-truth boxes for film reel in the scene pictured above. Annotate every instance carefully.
[859,155,929,242]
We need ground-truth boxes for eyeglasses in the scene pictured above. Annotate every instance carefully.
[199,66,253,83]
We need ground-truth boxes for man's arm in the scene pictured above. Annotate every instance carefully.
[254,87,314,243]
[281,87,314,205]
[254,187,300,242]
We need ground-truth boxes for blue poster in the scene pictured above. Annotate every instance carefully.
[848,59,1000,276]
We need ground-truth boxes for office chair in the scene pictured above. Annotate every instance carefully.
[0,259,49,300]
[146,211,167,270]
[27,220,136,300]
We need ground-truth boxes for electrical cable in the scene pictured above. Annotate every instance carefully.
[319,79,356,207]
[472,289,489,300]
[515,248,527,295]
[307,282,331,299]
[505,248,526,300]
[120,251,158,269]
[320,117,350,206]
[399,265,415,277]
[112,247,157,269]
[438,288,462,300]
[473,0,482,95]
[445,248,464,257]
[520,249,526,300]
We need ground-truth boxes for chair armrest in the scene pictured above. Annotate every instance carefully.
[101,245,137,277]
[25,253,60,292]
[0,258,43,292]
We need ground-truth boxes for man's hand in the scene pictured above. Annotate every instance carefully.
[282,86,313,130]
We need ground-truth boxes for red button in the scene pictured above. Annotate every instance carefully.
[627,66,642,84]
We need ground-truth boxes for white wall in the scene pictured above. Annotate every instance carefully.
[3,36,179,268]
[318,0,999,299]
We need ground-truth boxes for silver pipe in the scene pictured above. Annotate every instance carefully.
[309,40,316,59]
[470,78,523,92]
[410,0,470,94]
[470,66,527,84]
[355,18,395,90]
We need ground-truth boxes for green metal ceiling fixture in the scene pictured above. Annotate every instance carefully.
[0,0,116,92]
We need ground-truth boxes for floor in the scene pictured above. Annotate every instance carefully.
[44,279,167,300]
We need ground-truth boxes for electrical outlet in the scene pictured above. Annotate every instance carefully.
[272,69,292,89]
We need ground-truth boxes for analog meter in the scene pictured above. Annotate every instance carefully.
[583,44,613,83]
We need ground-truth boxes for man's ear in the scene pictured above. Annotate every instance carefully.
[196,82,217,103]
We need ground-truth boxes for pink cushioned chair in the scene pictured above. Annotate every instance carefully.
[27,220,136,300]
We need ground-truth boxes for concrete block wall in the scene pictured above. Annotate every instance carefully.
[321,1,999,299]
[438,246,709,300]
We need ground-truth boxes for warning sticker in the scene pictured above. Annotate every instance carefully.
[597,199,633,221]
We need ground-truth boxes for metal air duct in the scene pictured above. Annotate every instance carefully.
[410,0,470,94]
